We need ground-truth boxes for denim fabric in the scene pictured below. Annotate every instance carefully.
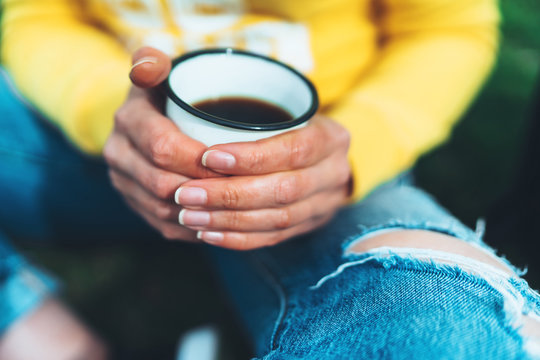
[0,229,58,333]
[209,170,540,359]
[2,67,540,358]
[0,68,159,244]
[0,68,158,333]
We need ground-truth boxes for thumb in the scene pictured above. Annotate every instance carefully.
[129,47,172,88]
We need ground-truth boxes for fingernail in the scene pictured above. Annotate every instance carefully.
[202,150,236,169]
[197,231,224,244]
[179,209,210,226]
[174,187,207,206]
[130,56,158,71]
[174,187,182,204]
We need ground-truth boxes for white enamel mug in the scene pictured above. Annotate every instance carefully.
[163,48,319,146]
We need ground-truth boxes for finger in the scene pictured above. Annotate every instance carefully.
[129,47,172,88]
[104,132,192,200]
[113,97,218,178]
[124,198,198,242]
[196,213,335,250]
[179,186,348,232]
[109,169,181,222]
[200,115,350,175]
[175,151,351,210]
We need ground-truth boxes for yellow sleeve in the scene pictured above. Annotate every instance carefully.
[328,0,500,200]
[1,0,131,155]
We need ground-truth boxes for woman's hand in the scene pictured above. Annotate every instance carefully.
[175,114,352,250]
[104,47,218,242]
[105,47,351,249]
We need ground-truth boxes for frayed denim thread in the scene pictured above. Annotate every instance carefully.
[340,220,480,252]
[310,246,540,359]
[340,220,525,276]
[311,247,512,290]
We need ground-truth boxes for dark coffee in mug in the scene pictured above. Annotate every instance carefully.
[193,97,293,125]
[165,49,319,146]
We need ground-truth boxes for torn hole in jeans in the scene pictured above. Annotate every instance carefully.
[344,227,518,276]
[311,245,540,359]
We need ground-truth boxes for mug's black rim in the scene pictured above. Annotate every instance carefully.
[162,48,319,131]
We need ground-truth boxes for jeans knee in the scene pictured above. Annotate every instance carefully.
[292,228,540,359]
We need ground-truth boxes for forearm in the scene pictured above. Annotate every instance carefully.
[329,0,500,199]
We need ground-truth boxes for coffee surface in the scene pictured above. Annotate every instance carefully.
[193,97,293,125]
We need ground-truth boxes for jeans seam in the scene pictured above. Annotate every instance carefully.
[249,252,289,352]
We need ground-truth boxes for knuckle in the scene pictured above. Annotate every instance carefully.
[108,170,120,188]
[339,127,351,150]
[221,185,242,209]
[114,106,130,131]
[230,234,249,251]
[154,201,173,220]
[288,138,311,168]
[161,226,179,241]
[237,239,252,251]
[226,211,243,229]
[337,160,352,185]
[246,150,267,172]
[103,138,118,167]
[275,208,293,229]
[149,172,173,199]
[149,131,175,167]
[325,121,350,150]
[274,175,301,205]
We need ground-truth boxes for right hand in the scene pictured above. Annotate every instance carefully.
[103,47,219,241]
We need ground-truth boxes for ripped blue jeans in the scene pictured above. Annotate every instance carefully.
[2,66,540,359]
[210,182,540,359]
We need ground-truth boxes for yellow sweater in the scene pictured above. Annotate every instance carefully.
[1,0,499,199]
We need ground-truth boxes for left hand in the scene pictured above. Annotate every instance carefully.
[104,47,219,243]
[175,114,352,250]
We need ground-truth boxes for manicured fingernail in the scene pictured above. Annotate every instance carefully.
[197,231,224,244]
[174,187,181,204]
[178,209,210,226]
[130,56,158,71]
[174,187,207,206]
[202,150,236,169]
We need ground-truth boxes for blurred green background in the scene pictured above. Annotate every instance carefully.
[19,0,540,358]
[416,0,540,284]
[417,0,540,227]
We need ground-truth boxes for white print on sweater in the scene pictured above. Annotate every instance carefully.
[103,0,313,72]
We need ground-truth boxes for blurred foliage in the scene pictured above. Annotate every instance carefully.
[23,0,540,358]
[416,0,540,226]
[415,0,540,289]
